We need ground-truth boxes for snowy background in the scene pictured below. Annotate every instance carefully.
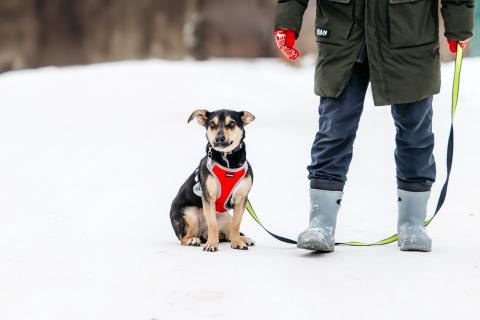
[0,58,479,319]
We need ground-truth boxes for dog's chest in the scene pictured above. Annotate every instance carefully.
[194,158,249,213]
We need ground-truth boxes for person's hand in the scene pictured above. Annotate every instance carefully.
[447,39,469,53]
[274,29,300,61]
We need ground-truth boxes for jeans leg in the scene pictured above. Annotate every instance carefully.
[308,61,370,191]
[391,97,436,192]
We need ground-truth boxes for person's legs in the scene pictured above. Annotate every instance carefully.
[391,97,435,252]
[391,97,436,192]
[298,60,369,251]
[307,60,370,191]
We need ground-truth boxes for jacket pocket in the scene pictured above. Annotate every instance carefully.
[315,0,353,46]
[388,0,437,49]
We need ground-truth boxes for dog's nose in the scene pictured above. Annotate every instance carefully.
[215,135,225,144]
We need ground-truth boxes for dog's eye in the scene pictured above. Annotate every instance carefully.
[227,121,236,128]
[209,122,216,129]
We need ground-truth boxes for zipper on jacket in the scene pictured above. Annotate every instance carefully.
[373,0,390,102]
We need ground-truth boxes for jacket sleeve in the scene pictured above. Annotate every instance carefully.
[441,0,475,41]
[274,0,310,37]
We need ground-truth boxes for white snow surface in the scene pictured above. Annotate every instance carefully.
[1,58,479,320]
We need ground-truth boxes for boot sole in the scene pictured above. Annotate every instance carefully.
[399,241,432,252]
[297,240,334,252]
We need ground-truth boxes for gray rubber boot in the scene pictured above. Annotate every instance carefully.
[297,189,343,252]
[397,189,432,252]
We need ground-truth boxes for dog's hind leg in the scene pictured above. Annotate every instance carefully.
[180,207,202,247]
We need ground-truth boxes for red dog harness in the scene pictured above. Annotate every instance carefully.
[206,157,248,214]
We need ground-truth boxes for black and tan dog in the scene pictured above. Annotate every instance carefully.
[170,109,256,252]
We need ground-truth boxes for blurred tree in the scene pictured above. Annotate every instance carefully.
[0,0,475,72]
[0,0,282,71]
[472,5,480,55]
[0,0,37,70]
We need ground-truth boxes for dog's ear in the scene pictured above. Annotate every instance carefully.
[188,109,209,126]
[241,111,255,126]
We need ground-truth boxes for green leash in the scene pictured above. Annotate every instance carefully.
[246,45,464,246]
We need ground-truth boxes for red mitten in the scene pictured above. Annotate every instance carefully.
[274,29,300,61]
[447,39,469,53]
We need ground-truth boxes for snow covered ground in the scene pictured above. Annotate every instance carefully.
[0,57,479,320]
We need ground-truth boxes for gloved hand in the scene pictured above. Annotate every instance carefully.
[274,29,300,61]
[447,39,469,53]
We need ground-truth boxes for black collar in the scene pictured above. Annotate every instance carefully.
[207,142,246,169]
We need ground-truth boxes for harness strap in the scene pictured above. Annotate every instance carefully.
[246,45,464,246]
[207,158,248,213]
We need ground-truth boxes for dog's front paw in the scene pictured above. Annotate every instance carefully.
[181,237,202,247]
[231,238,249,250]
[240,236,255,246]
[203,241,219,252]
[186,237,201,247]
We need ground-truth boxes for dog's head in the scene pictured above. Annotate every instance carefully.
[188,109,255,153]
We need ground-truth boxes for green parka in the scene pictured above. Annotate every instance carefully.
[275,0,475,106]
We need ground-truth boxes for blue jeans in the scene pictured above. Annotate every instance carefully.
[308,59,436,192]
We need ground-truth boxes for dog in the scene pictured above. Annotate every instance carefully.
[170,109,256,252]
